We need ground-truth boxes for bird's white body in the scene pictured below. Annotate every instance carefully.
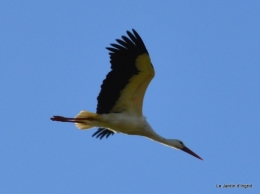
[100,113,179,149]
[76,111,152,136]
[75,110,182,151]
[99,113,149,135]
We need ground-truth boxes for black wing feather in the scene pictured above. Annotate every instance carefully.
[92,29,148,139]
[92,128,114,139]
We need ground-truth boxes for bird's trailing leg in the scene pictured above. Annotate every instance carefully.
[50,116,93,123]
[51,110,97,129]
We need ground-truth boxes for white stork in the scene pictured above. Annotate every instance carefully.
[51,29,202,160]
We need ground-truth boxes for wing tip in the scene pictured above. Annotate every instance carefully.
[92,128,114,140]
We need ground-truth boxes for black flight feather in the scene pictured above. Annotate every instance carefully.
[92,29,148,139]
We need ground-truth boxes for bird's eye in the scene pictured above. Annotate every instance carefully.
[180,141,183,145]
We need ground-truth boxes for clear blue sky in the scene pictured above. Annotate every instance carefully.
[1,1,259,193]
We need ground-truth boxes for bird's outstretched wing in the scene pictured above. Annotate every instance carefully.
[93,29,155,139]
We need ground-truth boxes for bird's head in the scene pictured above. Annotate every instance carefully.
[166,139,203,160]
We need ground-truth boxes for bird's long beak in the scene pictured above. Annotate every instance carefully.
[181,146,203,160]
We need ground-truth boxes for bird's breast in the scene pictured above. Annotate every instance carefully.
[99,113,148,135]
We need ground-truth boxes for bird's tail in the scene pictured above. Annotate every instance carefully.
[74,110,97,130]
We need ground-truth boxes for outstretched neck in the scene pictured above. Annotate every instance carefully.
[145,130,177,149]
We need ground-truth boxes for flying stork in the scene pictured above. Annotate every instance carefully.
[51,29,202,160]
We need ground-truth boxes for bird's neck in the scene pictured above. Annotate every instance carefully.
[145,129,176,148]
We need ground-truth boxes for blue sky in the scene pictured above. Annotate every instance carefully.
[1,1,259,193]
